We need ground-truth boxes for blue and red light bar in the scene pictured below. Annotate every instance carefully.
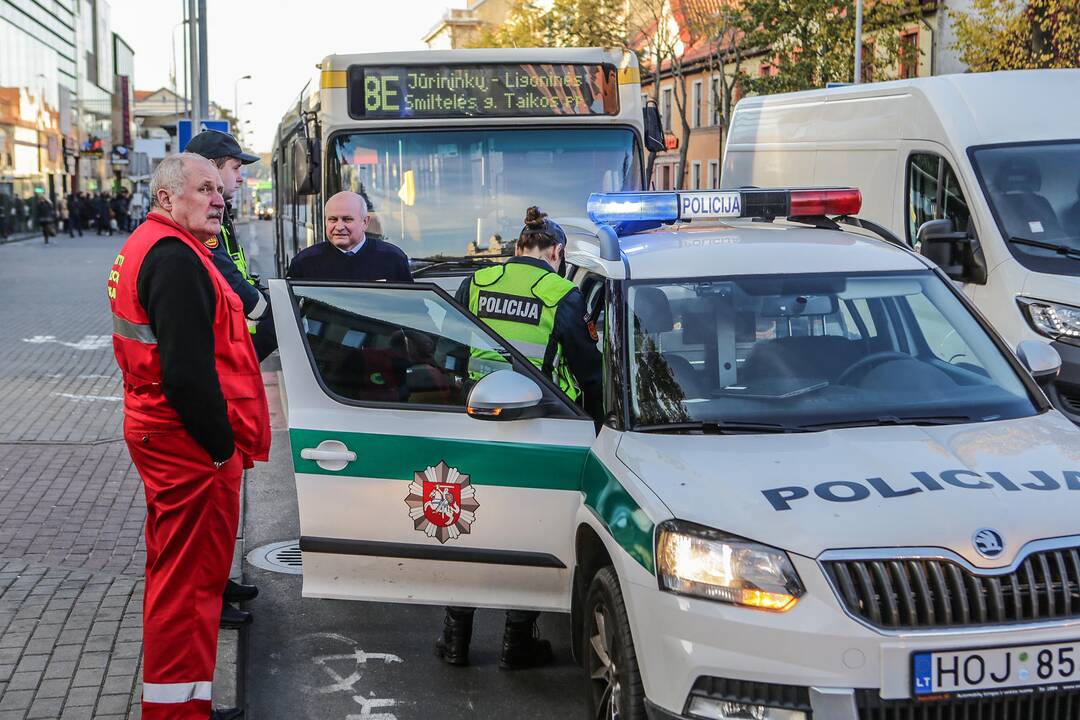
[586,188,862,227]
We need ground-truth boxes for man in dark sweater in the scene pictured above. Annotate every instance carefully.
[287,191,411,282]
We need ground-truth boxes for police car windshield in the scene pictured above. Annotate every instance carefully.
[327,128,642,259]
[626,271,1038,430]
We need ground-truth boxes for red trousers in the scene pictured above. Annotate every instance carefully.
[126,425,241,720]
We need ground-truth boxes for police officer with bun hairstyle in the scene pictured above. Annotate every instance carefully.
[436,207,603,670]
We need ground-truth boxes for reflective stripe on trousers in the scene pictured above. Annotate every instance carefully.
[113,314,158,344]
[142,681,212,704]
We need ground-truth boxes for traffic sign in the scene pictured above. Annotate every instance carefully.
[177,119,231,152]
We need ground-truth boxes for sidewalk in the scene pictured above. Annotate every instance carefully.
[0,234,239,719]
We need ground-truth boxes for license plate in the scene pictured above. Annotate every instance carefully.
[913,640,1080,698]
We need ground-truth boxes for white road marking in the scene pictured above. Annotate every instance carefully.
[52,392,123,402]
[302,632,402,720]
[23,335,112,350]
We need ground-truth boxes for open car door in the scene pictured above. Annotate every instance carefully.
[269,279,597,611]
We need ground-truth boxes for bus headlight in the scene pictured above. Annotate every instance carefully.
[656,521,804,611]
[1018,297,1080,341]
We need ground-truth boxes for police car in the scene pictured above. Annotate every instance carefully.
[269,188,1080,720]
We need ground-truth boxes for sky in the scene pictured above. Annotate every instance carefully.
[109,0,458,153]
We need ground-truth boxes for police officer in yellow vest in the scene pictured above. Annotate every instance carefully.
[437,206,603,670]
[187,130,277,362]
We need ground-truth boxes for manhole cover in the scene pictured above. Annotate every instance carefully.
[247,539,303,575]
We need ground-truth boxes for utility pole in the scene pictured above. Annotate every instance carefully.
[853,0,864,84]
[197,0,209,121]
[187,0,200,130]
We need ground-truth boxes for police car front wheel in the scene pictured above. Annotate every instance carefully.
[584,567,644,720]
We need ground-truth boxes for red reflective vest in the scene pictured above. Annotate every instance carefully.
[108,212,270,466]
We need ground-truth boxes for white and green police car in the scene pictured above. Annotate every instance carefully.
[269,188,1080,720]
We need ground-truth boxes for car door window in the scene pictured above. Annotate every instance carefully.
[293,283,535,408]
[908,152,973,243]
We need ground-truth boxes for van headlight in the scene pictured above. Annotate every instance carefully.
[656,520,804,611]
[1018,297,1080,341]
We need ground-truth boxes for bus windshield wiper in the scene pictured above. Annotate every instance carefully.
[799,415,974,431]
[632,421,806,434]
[411,254,513,277]
[1008,236,1080,260]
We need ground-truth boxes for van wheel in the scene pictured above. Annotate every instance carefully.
[584,566,644,720]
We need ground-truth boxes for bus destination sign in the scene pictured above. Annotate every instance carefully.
[348,63,620,120]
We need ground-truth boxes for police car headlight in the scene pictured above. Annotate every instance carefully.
[656,521,804,611]
[1018,297,1080,341]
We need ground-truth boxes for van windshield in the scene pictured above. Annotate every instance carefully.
[626,271,1038,431]
[327,128,642,260]
[971,141,1080,275]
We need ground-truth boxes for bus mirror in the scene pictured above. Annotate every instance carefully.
[643,104,665,153]
[293,138,320,196]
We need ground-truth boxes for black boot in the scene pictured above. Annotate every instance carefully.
[499,615,553,670]
[434,607,473,666]
[220,604,252,629]
[224,578,258,603]
[210,708,243,720]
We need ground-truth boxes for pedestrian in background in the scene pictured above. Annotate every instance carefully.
[37,196,56,244]
[129,188,146,228]
[111,190,129,234]
[107,153,268,720]
[66,192,83,237]
[57,195,70,237]
[94,192,111,235]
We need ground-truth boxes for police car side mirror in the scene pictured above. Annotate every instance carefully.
[1017,340,1061,387]
[466,369,544,421]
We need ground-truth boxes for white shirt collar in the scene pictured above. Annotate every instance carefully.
[333,237,366,255]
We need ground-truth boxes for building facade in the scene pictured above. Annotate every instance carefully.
[0,0,133,236]
[423,0,522,49]
[640,0,965,191]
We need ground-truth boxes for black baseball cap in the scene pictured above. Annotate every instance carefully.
[185,129,259,164]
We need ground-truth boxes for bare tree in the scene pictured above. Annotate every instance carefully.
[629,0,686,187]
[681,1,748,177]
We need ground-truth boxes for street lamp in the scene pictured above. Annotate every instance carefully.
[234,74,252,128]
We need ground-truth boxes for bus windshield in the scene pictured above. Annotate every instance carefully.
[327,127,641,259]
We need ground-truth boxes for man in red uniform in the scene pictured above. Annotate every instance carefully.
[107,153,270,720]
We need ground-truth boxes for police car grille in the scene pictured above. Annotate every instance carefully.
[823,549,1080,629]
[856,687,1080,719]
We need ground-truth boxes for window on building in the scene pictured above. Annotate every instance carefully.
[692,80,703,129]
[660,164,671,190]
[692,161,702,190]
[661,87,673,132]
[899,31,919,79]
[709,160,719,189]
[861,42,875,83]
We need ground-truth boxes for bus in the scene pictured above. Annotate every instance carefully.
[271,48,661,278]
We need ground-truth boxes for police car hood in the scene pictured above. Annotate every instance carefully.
[615,412,1080,564]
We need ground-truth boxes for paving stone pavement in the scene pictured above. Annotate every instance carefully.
[0,234,150,719]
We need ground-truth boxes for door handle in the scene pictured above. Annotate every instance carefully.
[300,440,356,471]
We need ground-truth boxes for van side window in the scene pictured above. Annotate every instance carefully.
[907,153,972,243]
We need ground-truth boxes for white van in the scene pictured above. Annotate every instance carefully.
[722,69,1080,425]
